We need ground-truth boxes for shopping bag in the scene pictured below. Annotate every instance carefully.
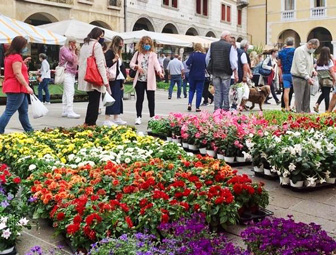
[84,42,104,86]
[54,65,65,84]
[30,94,49,119]
[310,76,319,96]
[107,62,117,81]
[103,91,115,107]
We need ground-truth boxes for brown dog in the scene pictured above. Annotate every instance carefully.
[241,85,271,111]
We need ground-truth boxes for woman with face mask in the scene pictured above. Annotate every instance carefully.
[103,36,127,126]
[59,36,80,118]
[0,36,34,134]
[130,36,164,125]
[262,49,280,105]
[38,53,51,104]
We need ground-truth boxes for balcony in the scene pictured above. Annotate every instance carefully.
[311,7,326,18]
[282,10,295,20]
[237,0,249,8]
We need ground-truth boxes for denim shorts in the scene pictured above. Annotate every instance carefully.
[282,74,293,89]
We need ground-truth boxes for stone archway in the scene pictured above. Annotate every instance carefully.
[162,23,178,34]
[24,12,58,26]
[278,29,301,48]
[90,21,112,30]
[205,31,216,38]
[132,17,155,32]
[307,27,333,54]
[186,27,198,36]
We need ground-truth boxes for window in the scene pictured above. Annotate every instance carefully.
[163,0,178,8]
[314,0,325,7]
[284,0,294,10]
[108,0,119,6]
[237,9,242,26]
[196,0,208,16]
[221,4,231,22]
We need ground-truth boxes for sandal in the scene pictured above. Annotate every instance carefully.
[187,105,191,111]
[313,105,319,113]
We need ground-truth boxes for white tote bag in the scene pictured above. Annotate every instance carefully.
[54,63,67,84]
[107,63,117,81]
[103,91,115,107]
[310,76,319,96]
[30,94,49,119]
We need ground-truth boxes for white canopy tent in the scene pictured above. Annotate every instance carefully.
[166,34,214,48]
[0,14,66,45]
[38,19,119,43]
[120,30,192,47]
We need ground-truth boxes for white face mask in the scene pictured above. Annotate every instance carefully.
[308,48,316,54]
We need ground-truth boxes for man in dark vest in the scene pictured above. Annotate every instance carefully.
[206,30,238,111]
[237,40,252,83]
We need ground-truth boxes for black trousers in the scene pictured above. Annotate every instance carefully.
[85,90,101,126]
[164,69,169,83]
[281,86,294,109]
[317,86,332,111]
[135,81,155,118]
[202,80,213,104]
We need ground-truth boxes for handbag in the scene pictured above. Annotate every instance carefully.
[84,42,104,86]
[54,64,66,84]
[107,62,117,81]
[129,51,139,78]
[317,70,334,87]
[103,91,115,107]
[259,58,272,76]
[30,94,49,119]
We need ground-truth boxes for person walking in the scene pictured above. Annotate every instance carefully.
[37,53,51,104]
[167,54,184,99]
[187,43,206,112]
[130,36,163,125]
[0,36,34,134]
[59,36,80,118]
[163,54,170,83]
[78,27,109,126]
[237,40,252,83]
[201,69,213,106]
[182,56,190,98]
[278,37,295,111]
[263,49,280,105]
[313,47,336,112]
[291,38,319,113]
[206,30,238,111]
[104,36,127,126]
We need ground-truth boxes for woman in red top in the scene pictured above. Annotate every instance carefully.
[0,36,34,134]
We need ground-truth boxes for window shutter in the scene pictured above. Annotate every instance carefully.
[196,0,201,14]
[238,9,242,25]
[163,0,169,6]
[221,4,226,21]
[203,0,208,16]
[172,0,178,8]
[227,5,231,22]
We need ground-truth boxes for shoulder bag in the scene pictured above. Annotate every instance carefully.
[129,51,139,78]
[259,58,272,77]
[54,62,66,84]
[84,42,104,87]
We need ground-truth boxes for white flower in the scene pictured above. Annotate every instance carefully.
[245,139,255,149]
[271,166,277,173]
[68,154,75,161]
[249,133,254,138]
[288,163,296,171]
[325,170,331,179]
[1,229,11,239]
[124,158,131,164]
[320,178,326,184]
[242,151,252,161]
[294,144,302,156]
[306,176,317,187]
[75,157,82,163]
[316,162,321,168]
[0,217,8,224]
[0,222,6,230]
[260,152,267,159]
[18,217,29,226]
[28,164,36,171]
[283,170,290,178]
[274,136,281,143]
[137,132,144,136]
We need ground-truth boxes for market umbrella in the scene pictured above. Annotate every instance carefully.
[0,14,66,45]
[120,30,192,47]
[38,19,119,43]
[166,34,214,48]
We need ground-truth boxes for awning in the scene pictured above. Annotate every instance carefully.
[120,30,192,47]
[0,14,66,45]
[38,19,119,43]
[166,34,214,48]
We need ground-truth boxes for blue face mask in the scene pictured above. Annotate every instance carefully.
[143,45,151,51]
[98,38,105,45]
[21,47,28,54]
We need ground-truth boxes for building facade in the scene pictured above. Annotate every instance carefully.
[0,0,124,31]
[248,0,336,53]
[125,0,249,39]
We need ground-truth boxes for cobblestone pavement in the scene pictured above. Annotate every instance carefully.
[1,89,333,253]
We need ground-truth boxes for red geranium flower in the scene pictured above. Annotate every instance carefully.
[125,216,133,228]
[13,177,21,184]
[57,212,65,221]
[161,214,169,223]
[66,224,80,235]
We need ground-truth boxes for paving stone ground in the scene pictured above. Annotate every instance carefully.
[1,89,334,253]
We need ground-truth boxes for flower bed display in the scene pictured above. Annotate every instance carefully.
[0,126,269,250]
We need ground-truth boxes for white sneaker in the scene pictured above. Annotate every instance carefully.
[113,118,127,125]
[61,112,68,117]
[67,112,80,119]
[135,117,142,125]
[103,120,117,127]
[45,102,51,105]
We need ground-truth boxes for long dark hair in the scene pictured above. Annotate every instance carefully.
[5,36,27,57]
[84,27,104,44]
[317,47,331,66]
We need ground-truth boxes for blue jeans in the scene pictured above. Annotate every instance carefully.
[213,76,231,110]
[0,93,33,134]
[168,75,182,98]
[188,78,205,109]
[182,72,189,98]
[38,78,50,102]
